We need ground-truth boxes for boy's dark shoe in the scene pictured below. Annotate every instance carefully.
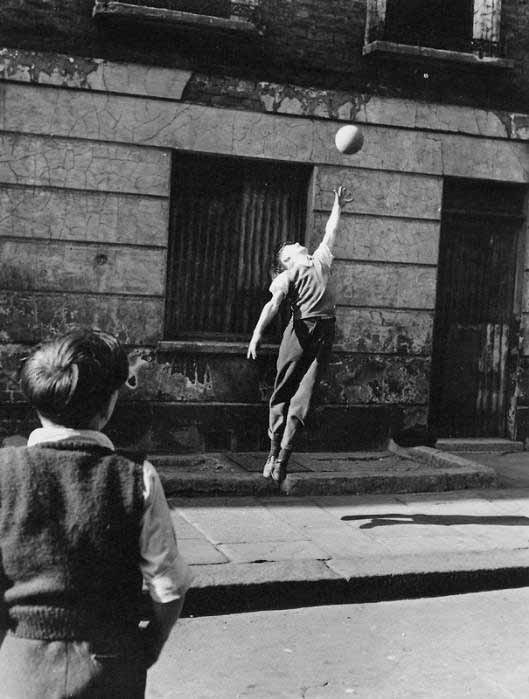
[271,460,287,483]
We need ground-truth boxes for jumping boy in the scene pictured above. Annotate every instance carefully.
[0,330,192,698]
[247,185,352,482]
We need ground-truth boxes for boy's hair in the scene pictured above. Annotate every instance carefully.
[20,330,129,428]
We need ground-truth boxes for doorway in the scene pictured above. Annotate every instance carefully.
[429,178,526,438]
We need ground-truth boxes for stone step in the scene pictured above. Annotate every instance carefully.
[149,449,496,497]
[437,438,524,453]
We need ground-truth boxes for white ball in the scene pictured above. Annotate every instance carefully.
[335,124,364,155]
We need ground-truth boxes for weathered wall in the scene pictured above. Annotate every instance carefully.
[1,46,529,449]
[0,1,529,111]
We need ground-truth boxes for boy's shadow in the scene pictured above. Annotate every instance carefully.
[341,513,529,529]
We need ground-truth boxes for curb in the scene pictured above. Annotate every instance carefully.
[181,549,529,617]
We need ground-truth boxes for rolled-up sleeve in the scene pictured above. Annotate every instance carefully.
[269,270,290,298]
[140,461,193,603]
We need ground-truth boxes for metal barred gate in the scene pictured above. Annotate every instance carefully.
[165,152,311,341]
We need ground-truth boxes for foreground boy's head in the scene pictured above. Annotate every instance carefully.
[20,330,129,430]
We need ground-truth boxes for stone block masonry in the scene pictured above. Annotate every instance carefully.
[0,186,168,246]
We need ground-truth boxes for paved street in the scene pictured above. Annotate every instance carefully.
[147,587,529,698]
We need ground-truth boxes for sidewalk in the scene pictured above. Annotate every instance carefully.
[172,448,529,616]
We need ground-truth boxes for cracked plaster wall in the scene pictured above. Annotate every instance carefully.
[2,10,529,445]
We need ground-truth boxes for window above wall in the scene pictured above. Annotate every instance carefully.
[363,0,514,69]
[92,0,261,37]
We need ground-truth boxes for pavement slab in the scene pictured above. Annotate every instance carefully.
[167,511,206,540]
[178,538,229,565]
[177,498,305,544]
[299,526,392,558]
[260,497,351,529]
[217,540,329,563]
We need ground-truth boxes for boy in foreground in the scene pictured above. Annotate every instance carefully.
[0,330,192,698]
[247,185,352,482]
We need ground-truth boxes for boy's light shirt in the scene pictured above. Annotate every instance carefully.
[270,242,335,318]
[27,427,193,604]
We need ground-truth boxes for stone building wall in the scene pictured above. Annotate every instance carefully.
[2,44,529,451]
[0,1,529,111]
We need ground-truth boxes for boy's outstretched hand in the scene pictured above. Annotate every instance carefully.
[334,185,354,208]
[247,334,260,360]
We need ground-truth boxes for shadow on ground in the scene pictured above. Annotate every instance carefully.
[341,514,529,528]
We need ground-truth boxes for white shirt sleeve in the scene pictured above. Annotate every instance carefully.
[269,270,290,298]
[312,242,334,270]
[140,461,193,604]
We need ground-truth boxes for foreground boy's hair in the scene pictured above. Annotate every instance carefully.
[20,330,129,427]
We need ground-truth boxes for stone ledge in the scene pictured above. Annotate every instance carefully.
[436,438,524,453]
[154,453,496,497]
[363,40,515,70]
[157,340,364,356]
[92,1,260,35]
[280,465,496,497]
[157,340,278,355]
[409,446,500,477]
[390,439,502,478]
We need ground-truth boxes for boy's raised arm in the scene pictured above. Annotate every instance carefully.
[247,290,285,360]
[321,185,353,253]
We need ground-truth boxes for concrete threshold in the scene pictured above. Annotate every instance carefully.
[150,448,496,497]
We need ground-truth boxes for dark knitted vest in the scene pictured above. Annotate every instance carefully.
[0,441,145,641]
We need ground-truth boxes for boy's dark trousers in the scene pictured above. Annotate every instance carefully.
[269,316,335,450]
[0,630,147,698]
